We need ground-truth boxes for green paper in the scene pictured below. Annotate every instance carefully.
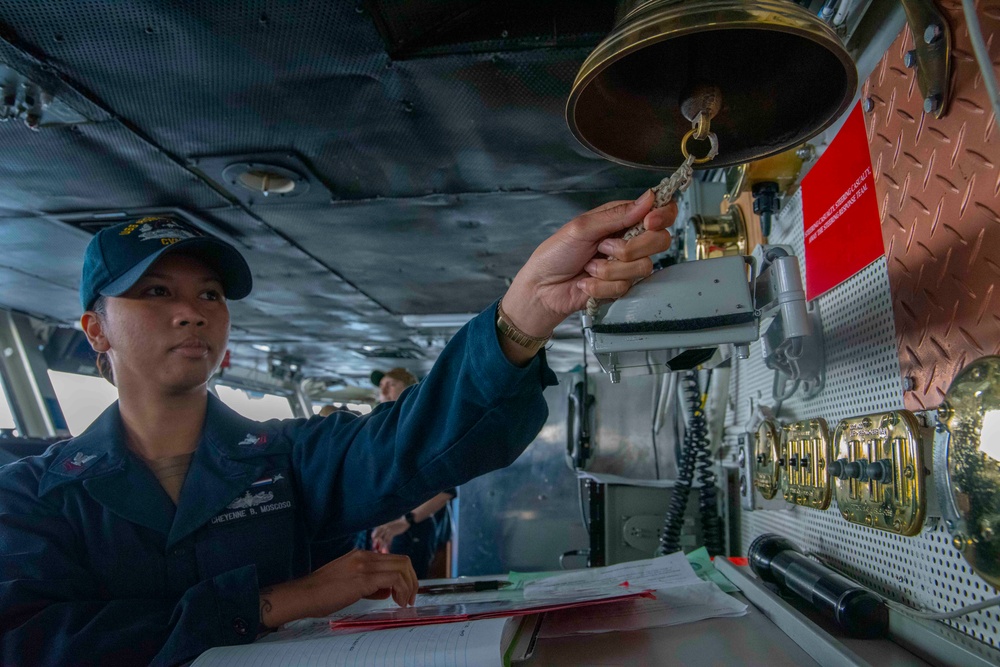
[686,547,740,593]
[506,570,561,589]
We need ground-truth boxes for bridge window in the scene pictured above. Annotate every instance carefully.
[215,385,294,421]
[0,378,16,432]
[47,370,119,436]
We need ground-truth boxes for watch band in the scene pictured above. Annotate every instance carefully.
[495,300,550,355]
[404,511,416,526]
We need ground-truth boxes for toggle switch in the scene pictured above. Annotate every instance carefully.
[865,459,893,484]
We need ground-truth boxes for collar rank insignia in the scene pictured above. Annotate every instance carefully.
[237,432,268,449]
[62,452,98,473]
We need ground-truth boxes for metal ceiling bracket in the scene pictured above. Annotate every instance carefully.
[900,0,952,118]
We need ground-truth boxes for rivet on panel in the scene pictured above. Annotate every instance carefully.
[923,94,942,115]
[923,24,943,45]
[980,517,996,541]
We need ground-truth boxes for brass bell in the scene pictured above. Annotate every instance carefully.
[567,0,858,170]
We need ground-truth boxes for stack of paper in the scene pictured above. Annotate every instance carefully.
[192,617,517,667]
[192,553,747,665]
[522,551,747,637]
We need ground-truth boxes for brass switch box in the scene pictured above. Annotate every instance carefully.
[780,418,832,510]
[831,411,927,536]
[753,419,782,500]
[934,356,1000,590]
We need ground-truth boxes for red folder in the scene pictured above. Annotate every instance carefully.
[330,588,655,631]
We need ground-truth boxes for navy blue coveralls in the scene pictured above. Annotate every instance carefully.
[349,487,456,578]
[0,305,556,666]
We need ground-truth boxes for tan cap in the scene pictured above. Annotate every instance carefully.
[370,367,418,387]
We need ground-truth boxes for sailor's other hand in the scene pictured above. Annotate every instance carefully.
[371,517,409,552]
[258,549,418,630]
[503,189,675,338]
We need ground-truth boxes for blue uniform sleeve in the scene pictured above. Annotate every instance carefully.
[0,471,260,667]
[285,300,558,539]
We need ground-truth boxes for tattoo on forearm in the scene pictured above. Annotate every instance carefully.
[259,587,275,631]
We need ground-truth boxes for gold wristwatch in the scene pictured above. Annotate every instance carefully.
[496,300,550,355]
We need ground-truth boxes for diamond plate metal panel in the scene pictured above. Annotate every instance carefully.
[864,1,1000,411]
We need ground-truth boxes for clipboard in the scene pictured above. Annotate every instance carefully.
[504,613,542,666]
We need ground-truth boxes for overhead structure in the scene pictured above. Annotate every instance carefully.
[566,0,859,169]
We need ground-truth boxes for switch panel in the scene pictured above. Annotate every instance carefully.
[753,419,782,500]
[831,410,927,536]
[780,418,833,510]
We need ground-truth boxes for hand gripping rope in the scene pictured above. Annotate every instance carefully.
[585,116,719,318]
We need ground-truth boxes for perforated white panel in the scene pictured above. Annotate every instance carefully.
[729,192,1000,656]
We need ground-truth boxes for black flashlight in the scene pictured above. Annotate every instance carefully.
[748,534,889,638]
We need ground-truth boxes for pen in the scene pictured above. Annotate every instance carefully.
[417,580,513,595]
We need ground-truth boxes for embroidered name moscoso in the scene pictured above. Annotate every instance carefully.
[209,471,294,525]
[259,500,292,512]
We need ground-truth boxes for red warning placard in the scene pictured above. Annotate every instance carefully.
[801,103,883,300]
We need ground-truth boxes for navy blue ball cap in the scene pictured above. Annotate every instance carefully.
[80,217,253,311]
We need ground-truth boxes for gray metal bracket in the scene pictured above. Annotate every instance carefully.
[900,0,953,117]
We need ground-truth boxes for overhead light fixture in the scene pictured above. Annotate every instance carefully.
[222,162,307,199]
[357,345,424,360]
[401,313,477,329]
[235,169,297,196]
[191,152,331,207]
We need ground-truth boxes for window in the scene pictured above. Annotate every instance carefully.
[0,378,16,432]
[311,402,373,416]
[47,371,119,436]
[215,385,294,421]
